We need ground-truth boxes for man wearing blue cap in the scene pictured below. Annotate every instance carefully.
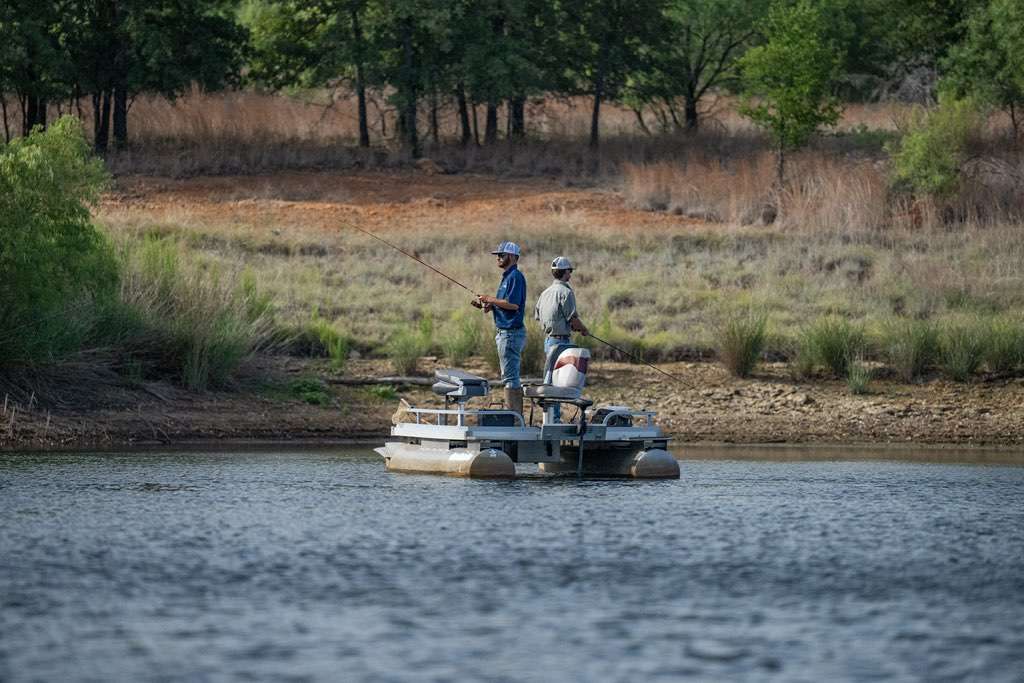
[472,241,527,417]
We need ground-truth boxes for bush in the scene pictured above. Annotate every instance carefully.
[440,310,482,365]
[290,378,331,405]
[0,117,117,366]
[715,309,768,378]
[803,316,866,377]
[386,319,432,375]
[846,357,872,395]
[985,316,1024,374]
[306,309,350,371]
[938,317,989,382]
[888,96,982,198]
[112,236,277,390]
[881,318,939,382]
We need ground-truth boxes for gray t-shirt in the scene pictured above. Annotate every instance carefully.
[534,279,578,336]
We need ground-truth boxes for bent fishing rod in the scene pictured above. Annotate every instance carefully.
[349,223,693,388]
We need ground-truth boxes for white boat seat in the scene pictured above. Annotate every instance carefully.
[432,368,490,399]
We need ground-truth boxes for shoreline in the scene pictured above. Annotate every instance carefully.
[2,358,1023,456]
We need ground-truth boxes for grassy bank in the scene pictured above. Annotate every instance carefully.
[97,164,1024,383]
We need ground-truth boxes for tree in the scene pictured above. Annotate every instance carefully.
[738,0,844,188]
[626,0,767,132]
[944,0,1024,140]
[245,0,379,147]
[559,0,668,148]
[0,117,117,364]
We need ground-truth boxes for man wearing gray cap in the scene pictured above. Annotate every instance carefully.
[472,241,528,417]
[535,256,589,419]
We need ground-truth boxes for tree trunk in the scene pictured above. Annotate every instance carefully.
[484,101,498,144]
[94,90,112,153]
[632,107,651,136]
[398,17,419,158]
[509,95,525,140]
[113,85,128,148]
[471,103,480,146]
[684,96,699,131]
[1,97,9,143]
[429,89,439,145]
[25,95,46,134]
[776,143,785,189]
[590,43,608,149]
[1010,102,1019,147]
[351,7,370,147]
[18,94,27,136]
[456,84,471,146]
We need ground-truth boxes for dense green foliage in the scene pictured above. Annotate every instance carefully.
[943,0,1024,137]
[0,117,117,364]
[2,0,1019,152]
[888,96,982,197]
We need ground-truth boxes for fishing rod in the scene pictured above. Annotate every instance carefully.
[349,224,482,297]
[585,332,694,388]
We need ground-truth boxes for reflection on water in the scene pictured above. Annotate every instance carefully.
[1,447,1023,681]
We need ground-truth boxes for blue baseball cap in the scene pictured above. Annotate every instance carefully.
[490,241,521,256]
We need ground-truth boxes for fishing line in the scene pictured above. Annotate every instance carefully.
[585,332,694,388]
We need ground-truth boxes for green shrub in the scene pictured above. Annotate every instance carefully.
[114,236,276,391]
[804,315,866,377]
[715,309,768,378]
[881,318,939,382]
[290,377,331,405]
[306,310,350,371]
[939,317,989,382]
[386,320,432,375]
[367,384,398,400]
[787,331,817,380]
[846,358,872,395]
[440,310,481,365]
[0,117,117,366]
[888,96,982,197]
[985,317,1024,374]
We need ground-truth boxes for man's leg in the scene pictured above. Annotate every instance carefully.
[499,328,525,417]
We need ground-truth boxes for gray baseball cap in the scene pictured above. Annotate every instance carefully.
[550,256,573,270]
[491,241,521,256]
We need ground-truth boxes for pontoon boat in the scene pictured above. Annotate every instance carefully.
[375,344,679,479]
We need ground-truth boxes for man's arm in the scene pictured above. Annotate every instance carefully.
[563,290,588,335]
[477,295,518,311]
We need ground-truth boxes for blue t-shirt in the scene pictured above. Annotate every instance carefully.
[493,264,526,329]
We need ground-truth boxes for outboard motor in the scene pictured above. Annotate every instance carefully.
[525,345,593,425]
[549,347,590,393]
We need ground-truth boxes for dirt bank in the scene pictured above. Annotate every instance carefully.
[3,357,1022,452]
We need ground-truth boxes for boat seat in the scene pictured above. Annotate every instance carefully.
[432,368,490,399]
[522,384,593,408]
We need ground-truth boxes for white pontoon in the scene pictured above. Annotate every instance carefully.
[375,344,680,479]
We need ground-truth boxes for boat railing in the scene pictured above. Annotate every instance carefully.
[596,409,657,427]
[406,406,527,428]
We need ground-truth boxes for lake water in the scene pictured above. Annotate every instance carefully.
[1,447,1023,681]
